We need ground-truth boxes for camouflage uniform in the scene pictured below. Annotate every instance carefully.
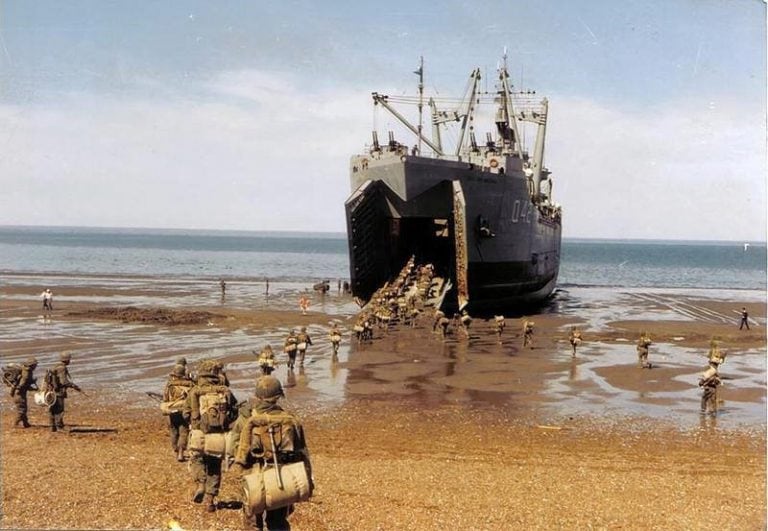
[12,358,38,428]
[231,376,312,531]
[163,365,194,461]
[48,352,80,432]
[185,360,238,512]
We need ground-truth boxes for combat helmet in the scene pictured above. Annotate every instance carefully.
[255,375,284,401]
[172,364,186,377]
[196,359,217,377]
[60,352,72,363]
[25,357,38,367]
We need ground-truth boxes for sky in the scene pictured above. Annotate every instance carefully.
[0,0,765,241]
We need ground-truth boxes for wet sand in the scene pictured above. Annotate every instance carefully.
[0,275,765,529]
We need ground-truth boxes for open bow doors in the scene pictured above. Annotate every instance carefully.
[452,180,469,310]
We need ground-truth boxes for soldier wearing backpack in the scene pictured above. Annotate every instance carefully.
[184,359,238,512]
[47,352,81,432]
[231,375,313,530]
[283,330,298,371]
[6,358,39,428]
[296,327,313,366]
[162,364,194,462]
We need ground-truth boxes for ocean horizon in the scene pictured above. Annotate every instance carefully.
[0,224,765,246]
[0,225,765,291]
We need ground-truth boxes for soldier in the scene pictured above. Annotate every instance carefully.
[297,326,313,366]
[698,360,722,415]
[219,278,226,296]
[494,315,506,341]
[739,307,750,330]
[636,331,652,368]
[11,357,39,428]
[257,345,276,376]
[329,324,342,355]
[163,364,194,461]
[185,359,238,512]
[522,319,534,348]
[569,327,583,357]
[284,330,298,370]
[47,352,81,432]
[231,376,313,531]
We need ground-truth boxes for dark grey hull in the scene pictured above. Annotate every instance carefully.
[346,155,562,312]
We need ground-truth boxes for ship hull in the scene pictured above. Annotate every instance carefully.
[346,155,561,312]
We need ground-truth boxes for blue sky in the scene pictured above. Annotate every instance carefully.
[1,0,765,240]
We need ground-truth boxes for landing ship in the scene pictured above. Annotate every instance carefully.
[345,56,562,311]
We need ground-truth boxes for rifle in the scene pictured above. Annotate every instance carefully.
[72,385,88,397]
[145,391,164,402]
[268,424,284,489]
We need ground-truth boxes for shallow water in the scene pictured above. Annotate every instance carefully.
[1,276,764,429]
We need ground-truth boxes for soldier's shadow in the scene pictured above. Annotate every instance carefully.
[217,500,243,510]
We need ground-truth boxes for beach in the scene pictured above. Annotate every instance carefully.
[1,275,765,529]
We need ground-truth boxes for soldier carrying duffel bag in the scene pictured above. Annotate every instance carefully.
[231,375,313,531]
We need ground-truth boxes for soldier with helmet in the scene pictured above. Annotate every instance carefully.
[296,326,313,366]
[283,330,298,370]
[184,358,238,512]
[257,345,277,376]
[11,357,39,428]
[522,319,535,348]
[231,375,313,531]
[163,364,194,461]
[47,352,81,432]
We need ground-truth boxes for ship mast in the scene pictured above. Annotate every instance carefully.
[500,52,524,160]
[456,68,481,157]
[415,56,424,156]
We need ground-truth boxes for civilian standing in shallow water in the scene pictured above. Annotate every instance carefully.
[739,307,750,330]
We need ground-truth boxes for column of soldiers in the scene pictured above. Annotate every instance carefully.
[157,356,313,529]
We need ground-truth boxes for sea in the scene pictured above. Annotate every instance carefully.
[0,226,765,291]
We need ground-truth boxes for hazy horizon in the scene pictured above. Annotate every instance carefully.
[0,223,765,245]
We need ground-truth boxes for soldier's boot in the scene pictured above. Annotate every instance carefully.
[299,352,306,366]
[177,447,185,462]
[192,484,205,504]
[203,494,216,513]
